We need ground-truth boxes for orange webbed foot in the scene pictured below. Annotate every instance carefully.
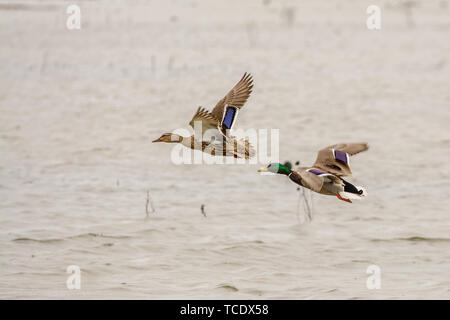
[337,193,352,203]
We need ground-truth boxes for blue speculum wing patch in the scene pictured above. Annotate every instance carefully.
[334,150,348,164]
[308,168,326,176]
[222,106,237,129]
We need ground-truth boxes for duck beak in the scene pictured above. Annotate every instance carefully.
[152,137,162,143]
[257,167,268,172]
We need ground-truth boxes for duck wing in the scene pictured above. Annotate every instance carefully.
[210,73,253,135]
[189,107,223,142]
[313,143,368,177]
[324,143,369,156]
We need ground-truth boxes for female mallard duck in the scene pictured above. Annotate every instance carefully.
[153,73,255,159]
[258,143,369,203]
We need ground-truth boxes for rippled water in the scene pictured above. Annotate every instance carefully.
[1,0,449,299]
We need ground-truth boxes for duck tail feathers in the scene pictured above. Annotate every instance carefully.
[338,186,367,200]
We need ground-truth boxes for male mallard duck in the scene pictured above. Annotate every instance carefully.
[153,73,255,159]
[258,143,369,203]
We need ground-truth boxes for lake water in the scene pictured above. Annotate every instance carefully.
[1,0,449,299]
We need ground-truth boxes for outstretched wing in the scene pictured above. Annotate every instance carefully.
[323,143,368,156]
[313,143,368,177]
[211,73,254,126]
[189,107,222,140]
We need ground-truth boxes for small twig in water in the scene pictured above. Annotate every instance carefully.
[302,188,313,221]
[201,204,206,217]
[145,190,155,217]
[296,187,313,223]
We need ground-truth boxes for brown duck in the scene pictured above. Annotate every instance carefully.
[153,73,255,159]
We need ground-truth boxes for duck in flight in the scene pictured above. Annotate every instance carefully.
[153,73,255,159]
[258,143,369,203]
